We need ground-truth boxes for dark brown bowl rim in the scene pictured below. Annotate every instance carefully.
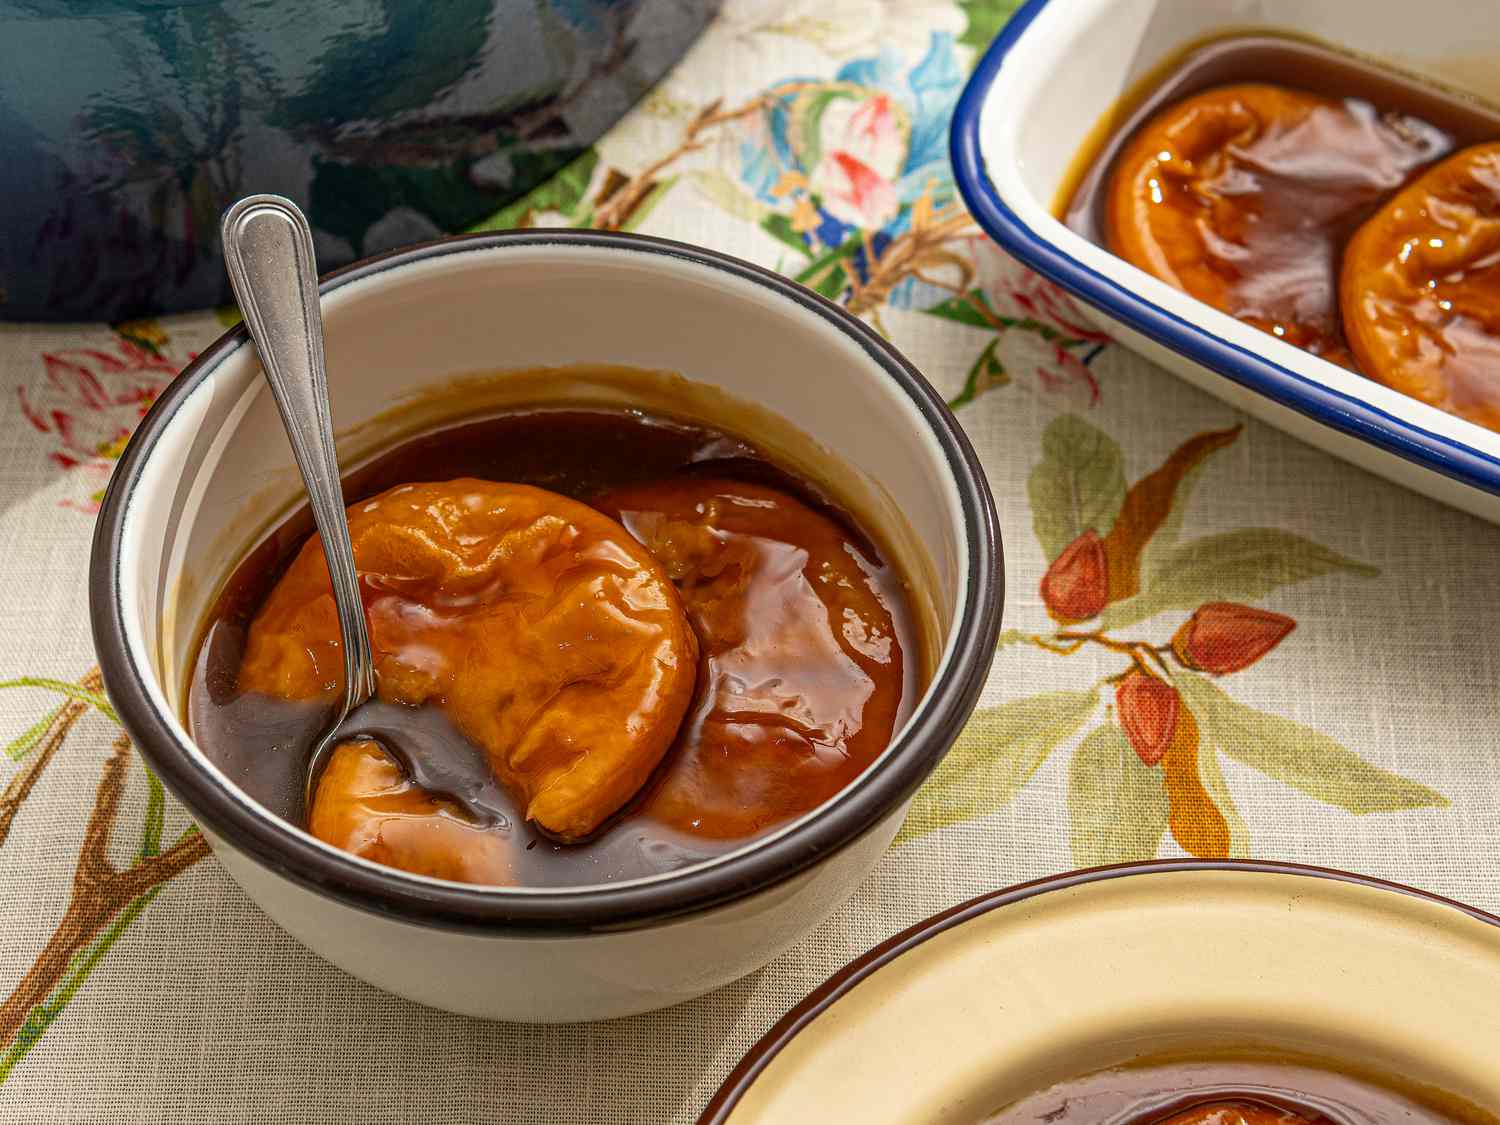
[697,858,1500,1122]
[88,228,1003,934]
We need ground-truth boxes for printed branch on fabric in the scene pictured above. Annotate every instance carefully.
[0,671,209,1081]
[467,27,1109,409]
[899,416,1447,860]
[0,670,109,846]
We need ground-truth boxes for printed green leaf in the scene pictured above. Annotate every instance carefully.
[690,170,766,224]
[1174,670,1446,813]
[920,288,1091,345]
[466,147,601,232]
[958,0,1025,52]
[761,213,811,257]
[1100,529,1378,630]
[808,262,849,299]
[923,288,997,329]
[1027,415,1127,562]
[794,231,862,296]
[897,688,1098,844]
[0,678,117,724]
[1068,722,1169,865]
[996,629,1029,649]
[948,338,1008,409]
[4,704,63,762]
[140,769,165,860]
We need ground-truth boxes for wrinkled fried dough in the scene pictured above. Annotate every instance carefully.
[1157,1104,1317,1125]
[309,740,511,884]
[1106,83,1448,366]
[1342,142,1500,431]
[239,480,698,841]
[597,478,905,839]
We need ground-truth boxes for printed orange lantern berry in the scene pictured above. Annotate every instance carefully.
[1040,529,1108,622]
[1116,669,1179,766]
[1172,602,1295,674]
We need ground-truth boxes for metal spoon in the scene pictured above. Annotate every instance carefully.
[220,194,377,814]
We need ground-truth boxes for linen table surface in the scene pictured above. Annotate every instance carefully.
[2,1,1496,1120]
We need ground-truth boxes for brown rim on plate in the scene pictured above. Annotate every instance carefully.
[88,228,1003,935]
[697,858,1500,1123]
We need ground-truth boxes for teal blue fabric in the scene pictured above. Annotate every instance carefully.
[0,0,715,320]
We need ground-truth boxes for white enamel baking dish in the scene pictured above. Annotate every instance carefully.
[951,0,1500,521]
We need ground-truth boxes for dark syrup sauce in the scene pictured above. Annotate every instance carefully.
[980,1059,1485,1125]
[187,407,918,887]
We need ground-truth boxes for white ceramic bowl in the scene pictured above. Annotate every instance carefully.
[951,0,1500,522]
[89,230,1001,1022]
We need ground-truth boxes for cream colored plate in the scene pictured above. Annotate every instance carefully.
[701,862,1500,1123]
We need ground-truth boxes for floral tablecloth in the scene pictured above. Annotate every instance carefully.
[3,1,1498,1120]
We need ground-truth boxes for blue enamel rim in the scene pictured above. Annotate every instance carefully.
[948,0,1500,497]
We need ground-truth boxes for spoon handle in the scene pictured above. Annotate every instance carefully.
[221,195,376,706]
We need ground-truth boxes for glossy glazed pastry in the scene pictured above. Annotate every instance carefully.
[309,740,511,884]
[238,479,698,842]
[596,478,906,838]
[1155,1104,1318,1125]
[1342,141,1500,431]
[1106,82,1449,366]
